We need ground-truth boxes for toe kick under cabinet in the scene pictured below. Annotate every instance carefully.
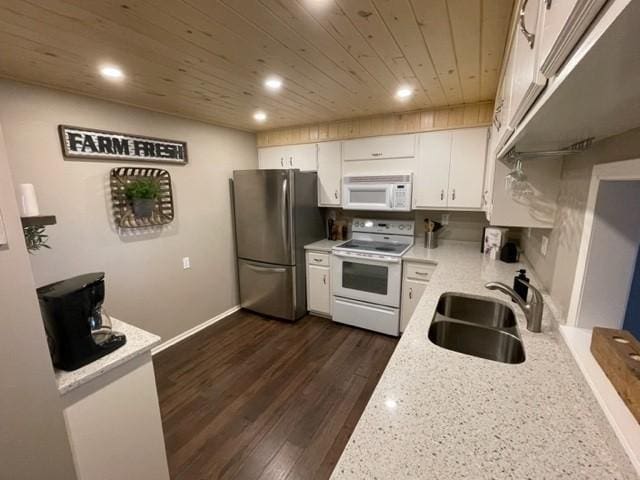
[306,250,332,317]
[400,261,436,332]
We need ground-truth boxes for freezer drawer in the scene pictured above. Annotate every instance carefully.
[238,259,299,320]
[332,296,399,336]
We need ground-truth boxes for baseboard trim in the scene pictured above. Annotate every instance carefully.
[151,305,241,355]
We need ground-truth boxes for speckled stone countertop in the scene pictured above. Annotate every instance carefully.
[55,319,160,395]
[331,241,638,479]
[304,239,345,252]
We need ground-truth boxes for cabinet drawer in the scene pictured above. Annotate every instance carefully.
[404,262,435,281]
[307,251,329,267]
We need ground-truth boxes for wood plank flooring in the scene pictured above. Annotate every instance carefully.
[153,310,398,480]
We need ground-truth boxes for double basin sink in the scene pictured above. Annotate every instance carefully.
[428,293,525,364]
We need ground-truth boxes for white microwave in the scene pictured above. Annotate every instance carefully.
[342,174,412,211]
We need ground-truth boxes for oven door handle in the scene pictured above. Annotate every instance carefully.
[332,251,401,264]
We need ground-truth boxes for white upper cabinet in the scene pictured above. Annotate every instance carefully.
[508,0,547,128]
[258,144,317,171]
[342,134,416,162]
[414,127,488,210]
[288,143,318,171]
[317,141,342,207]
[538,0,609,78]
[258,146,287,169]
[414,131,451,208]
[448,128,489,209]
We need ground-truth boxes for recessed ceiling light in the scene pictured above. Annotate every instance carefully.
[99,65,124,80]
[264,76,283,91]
[254,111,267,122]
[395,86,413,99]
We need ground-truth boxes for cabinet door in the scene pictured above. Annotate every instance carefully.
[414,131,451,208]
[400,279,427,332]
[317,141,342,206]
[289,143,317,171]
[307,264,331,316]
[538,0,608,78]
[508,0,546,128]
[342,134,416,161]
[448,128,488,209]
[258,146,287,169]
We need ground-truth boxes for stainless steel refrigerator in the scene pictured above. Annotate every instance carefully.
[232,169,324,321]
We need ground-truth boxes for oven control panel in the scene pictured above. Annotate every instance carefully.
[352,218,414,235]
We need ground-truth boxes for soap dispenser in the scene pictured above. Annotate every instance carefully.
[513,269,529,302]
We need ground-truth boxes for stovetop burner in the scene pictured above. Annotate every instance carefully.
[338,239,411,256]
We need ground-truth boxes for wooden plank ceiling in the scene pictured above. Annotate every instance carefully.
[0,0,514,131]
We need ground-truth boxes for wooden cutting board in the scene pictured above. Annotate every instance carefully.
[591,327,640,422]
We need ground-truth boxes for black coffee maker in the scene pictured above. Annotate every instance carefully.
[36,272,126,371]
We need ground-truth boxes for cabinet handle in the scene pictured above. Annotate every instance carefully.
[280,157,284,167]
[452,189,456,201]
[519,0,536,49]
[440,189,444,201]
[323,274,327,285]
[545,0,552,9]
[334,190,338,199]
[371,152,383,157]
[289,156,293,167]
[409,288,412,300]
[313,258,322,262]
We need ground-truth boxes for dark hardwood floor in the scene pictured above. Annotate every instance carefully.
[153,310,398,480]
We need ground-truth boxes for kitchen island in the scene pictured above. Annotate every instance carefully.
[331,241,638,479]
[56,319,169,480]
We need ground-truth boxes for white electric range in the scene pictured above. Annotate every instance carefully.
[331,218,415,336]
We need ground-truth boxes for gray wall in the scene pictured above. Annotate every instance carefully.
[0,80,257,341]
[0,124,77,479]
[522,127,640,317]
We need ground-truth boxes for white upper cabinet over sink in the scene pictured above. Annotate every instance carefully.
[538,0,609,78]
[342,134,416,162]
[508,0,547,128]
[414,127,488,210]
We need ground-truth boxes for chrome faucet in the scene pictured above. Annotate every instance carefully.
[485,279,544,333]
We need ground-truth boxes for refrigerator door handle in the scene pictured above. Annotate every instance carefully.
[281,176,291,256]
[245,263,287,273]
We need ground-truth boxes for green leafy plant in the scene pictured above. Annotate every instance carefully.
[124,178,161,200]
[24,225,51,253]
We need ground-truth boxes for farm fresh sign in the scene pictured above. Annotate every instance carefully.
[59,125,188,164]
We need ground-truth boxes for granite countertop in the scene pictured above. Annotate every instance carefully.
[55,318,161,395]
[331,241,637,479]
[304,239,345,252]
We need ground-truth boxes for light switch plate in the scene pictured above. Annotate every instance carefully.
[182,257,191,269]
[0,208,7,247]
[541,235,549,257]
[441,214,450,226]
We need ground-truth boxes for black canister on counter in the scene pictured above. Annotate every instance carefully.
[513,269,529,302]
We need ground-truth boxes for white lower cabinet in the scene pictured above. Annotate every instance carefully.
[306,251,331,316]
[400,262,435,332]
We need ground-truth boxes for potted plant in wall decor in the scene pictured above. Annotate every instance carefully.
[125,178,161,218]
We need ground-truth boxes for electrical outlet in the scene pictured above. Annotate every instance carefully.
[182,257,191,269]
[527,228,532,239]
[441,214,450,226]
[540,236,549,257]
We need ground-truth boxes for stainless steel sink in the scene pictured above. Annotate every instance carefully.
[436,292,516,328]
[429,293,525,364]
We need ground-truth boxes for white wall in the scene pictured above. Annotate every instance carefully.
[522,127,640,317]
[0,123,77,480]
[0,80,257,341]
